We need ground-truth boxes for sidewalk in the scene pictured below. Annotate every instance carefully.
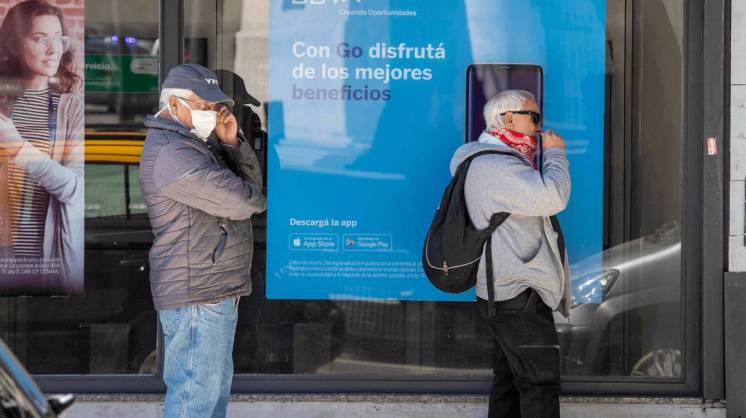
[65,395,726,417]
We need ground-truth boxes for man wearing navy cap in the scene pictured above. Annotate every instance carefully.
[139,64,266,417]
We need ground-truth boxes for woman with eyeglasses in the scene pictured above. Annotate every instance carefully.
[0,0,84,294]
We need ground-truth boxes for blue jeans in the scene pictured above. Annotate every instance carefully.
[159,297,239,418]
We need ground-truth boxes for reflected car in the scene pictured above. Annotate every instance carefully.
[556,221,682,377]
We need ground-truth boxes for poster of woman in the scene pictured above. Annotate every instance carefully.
[0,0,84,295]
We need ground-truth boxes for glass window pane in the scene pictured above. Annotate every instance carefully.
[0,0,158,374]
[179,0,686,381]
[581,0,683,377]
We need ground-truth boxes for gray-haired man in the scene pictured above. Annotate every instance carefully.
[139,64,266,417]
[451,89,571,417]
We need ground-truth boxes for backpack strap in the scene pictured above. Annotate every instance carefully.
[486,212,509,319]
[460,151,515,320]
[486,235,496,319]
[549,215,566,267]
[460,149,517,171]
[487,212,510,232]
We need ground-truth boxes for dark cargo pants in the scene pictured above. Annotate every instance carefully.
[478,289,561,418]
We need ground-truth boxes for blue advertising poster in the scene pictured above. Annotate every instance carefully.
[267,0,606,301]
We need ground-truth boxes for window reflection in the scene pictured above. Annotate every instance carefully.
[212,0,684,379]
[1,0,686,379]
[0,0,158,374]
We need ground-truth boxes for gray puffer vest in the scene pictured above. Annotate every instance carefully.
[139,116,266,310]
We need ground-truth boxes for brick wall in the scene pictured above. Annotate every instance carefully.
[0,0,85,86]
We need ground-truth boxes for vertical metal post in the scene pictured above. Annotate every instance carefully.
[702,0,727,401]
[159,0,184,87]
[155,0,184,380]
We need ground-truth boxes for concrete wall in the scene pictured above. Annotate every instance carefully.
[730,0,746,270]
[726,5,746,418]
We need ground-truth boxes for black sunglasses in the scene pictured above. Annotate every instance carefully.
[501,110,542,125]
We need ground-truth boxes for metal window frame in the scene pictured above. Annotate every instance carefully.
[700,0,728,401]
[32,0,727,397]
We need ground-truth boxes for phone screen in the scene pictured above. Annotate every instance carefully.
[465,64,543,142]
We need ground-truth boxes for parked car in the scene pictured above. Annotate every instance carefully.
[0,338,73,417]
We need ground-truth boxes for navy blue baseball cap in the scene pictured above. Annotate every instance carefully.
[162,64,234,105]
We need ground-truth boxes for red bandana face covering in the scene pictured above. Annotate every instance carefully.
[488,128,538,169]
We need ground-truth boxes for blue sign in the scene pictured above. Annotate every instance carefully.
[268,0,606,301]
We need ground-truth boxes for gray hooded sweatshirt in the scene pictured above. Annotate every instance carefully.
[450,131,572,316]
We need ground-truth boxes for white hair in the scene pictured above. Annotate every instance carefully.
[483,90,536,131]
[159,88,194,109]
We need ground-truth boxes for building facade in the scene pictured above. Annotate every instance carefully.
[0,0,742,416]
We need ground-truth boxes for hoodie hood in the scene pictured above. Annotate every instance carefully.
[449,131,528,175]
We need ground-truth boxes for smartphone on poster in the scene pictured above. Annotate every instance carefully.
[465,64,544,152]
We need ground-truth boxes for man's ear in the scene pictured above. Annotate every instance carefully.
[168,96,179,113]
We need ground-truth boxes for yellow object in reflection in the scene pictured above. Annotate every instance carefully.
[84,129,145,164]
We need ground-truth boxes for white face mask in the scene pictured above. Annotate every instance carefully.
[170,97,218,141]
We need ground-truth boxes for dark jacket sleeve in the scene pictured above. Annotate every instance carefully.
[222,132,263,190]
[152,138,266,220]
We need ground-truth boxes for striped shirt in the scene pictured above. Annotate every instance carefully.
[8,89,59,258]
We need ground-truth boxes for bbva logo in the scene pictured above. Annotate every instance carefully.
[291,0,363,4]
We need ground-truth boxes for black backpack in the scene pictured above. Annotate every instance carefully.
[422,150,566,317]
[422,150,513,291]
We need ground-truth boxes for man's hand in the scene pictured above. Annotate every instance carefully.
[541,130,565,150]
[0,114,24,158]
[214,107,239,146]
